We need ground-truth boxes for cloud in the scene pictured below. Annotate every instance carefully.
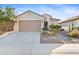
[34,6,62,18]
[35,5,79,20]
[65,8,79,14]
[15,4,79,20]
[15,7,32,15]
[59,5,79,20]
[36,5,67,19]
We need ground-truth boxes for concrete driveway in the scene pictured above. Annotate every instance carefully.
[0,32,61,55]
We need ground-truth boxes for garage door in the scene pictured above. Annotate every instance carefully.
[19,20,41,32]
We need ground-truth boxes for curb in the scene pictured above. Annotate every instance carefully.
[0,31,15,37]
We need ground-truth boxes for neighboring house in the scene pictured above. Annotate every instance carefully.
[59,15,79,31]
[14,10,60,32]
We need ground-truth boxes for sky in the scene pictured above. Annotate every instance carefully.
[0,4,79,20]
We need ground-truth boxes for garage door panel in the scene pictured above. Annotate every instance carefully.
[19,20,41,32]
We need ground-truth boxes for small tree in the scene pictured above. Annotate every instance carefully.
[0,7,5,32]
[4,6,16,31]
[0,6,16,32]
[49,24,54,31]
[5,6,16,21]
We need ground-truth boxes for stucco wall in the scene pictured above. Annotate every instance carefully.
[16,11,45,20]
[14,19,19,31]
[43,14,52,28]
[74,19,79,27]
[61,21,73,27]
[50,19,59,25]
[60,19,79,31]
[61,19,79,27]
[15,11,45,31]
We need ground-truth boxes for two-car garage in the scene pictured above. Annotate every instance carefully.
[15,10,45,32]
[19,20,41,32]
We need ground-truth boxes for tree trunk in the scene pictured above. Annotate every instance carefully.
[0,21,15,32]
[6,21,15,31]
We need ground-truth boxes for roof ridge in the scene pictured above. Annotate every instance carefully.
[60,15,79,23]
[16,10,45,18]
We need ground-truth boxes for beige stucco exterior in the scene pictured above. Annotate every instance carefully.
[15,10,45,32]
[43,14,52,29]
[14,10,60,32]
[60,21,74,31]
[43,14,60,29]
[50,18,60,25]
[60,17,79,31]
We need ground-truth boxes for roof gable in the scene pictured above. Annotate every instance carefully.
[51,18,60,21]
[16,10,45,20]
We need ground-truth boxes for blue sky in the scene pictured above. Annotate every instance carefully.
[0,4,79,20]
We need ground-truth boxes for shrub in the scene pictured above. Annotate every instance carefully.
[42,30,48,34]
[0,6,16,33]
[69,30,79,38]
[76,27,79,30]
[42,27,49,31]
[49,24,61,31]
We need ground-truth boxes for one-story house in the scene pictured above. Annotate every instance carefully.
[59,15,79,31]
[14,10,60,32]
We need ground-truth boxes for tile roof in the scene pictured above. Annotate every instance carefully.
[59,15,79,23]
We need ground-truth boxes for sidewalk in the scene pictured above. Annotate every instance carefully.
[51,44,79,54]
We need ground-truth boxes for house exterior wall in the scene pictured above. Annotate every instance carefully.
[15,11,45,31]
[17,11,44,20]
[15,11,60,32]
[14,19,19,31]
[43,14,52,29]
[60,19,79,31]
[60,21,74,31]
[61,21,73,27]
[50,19,59,25]
[74,19,79,27]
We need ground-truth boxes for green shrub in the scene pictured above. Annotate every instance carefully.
[49,24,61,31]
[76,27,79,30]
[42,27,49,31]
[42,30,48,34]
